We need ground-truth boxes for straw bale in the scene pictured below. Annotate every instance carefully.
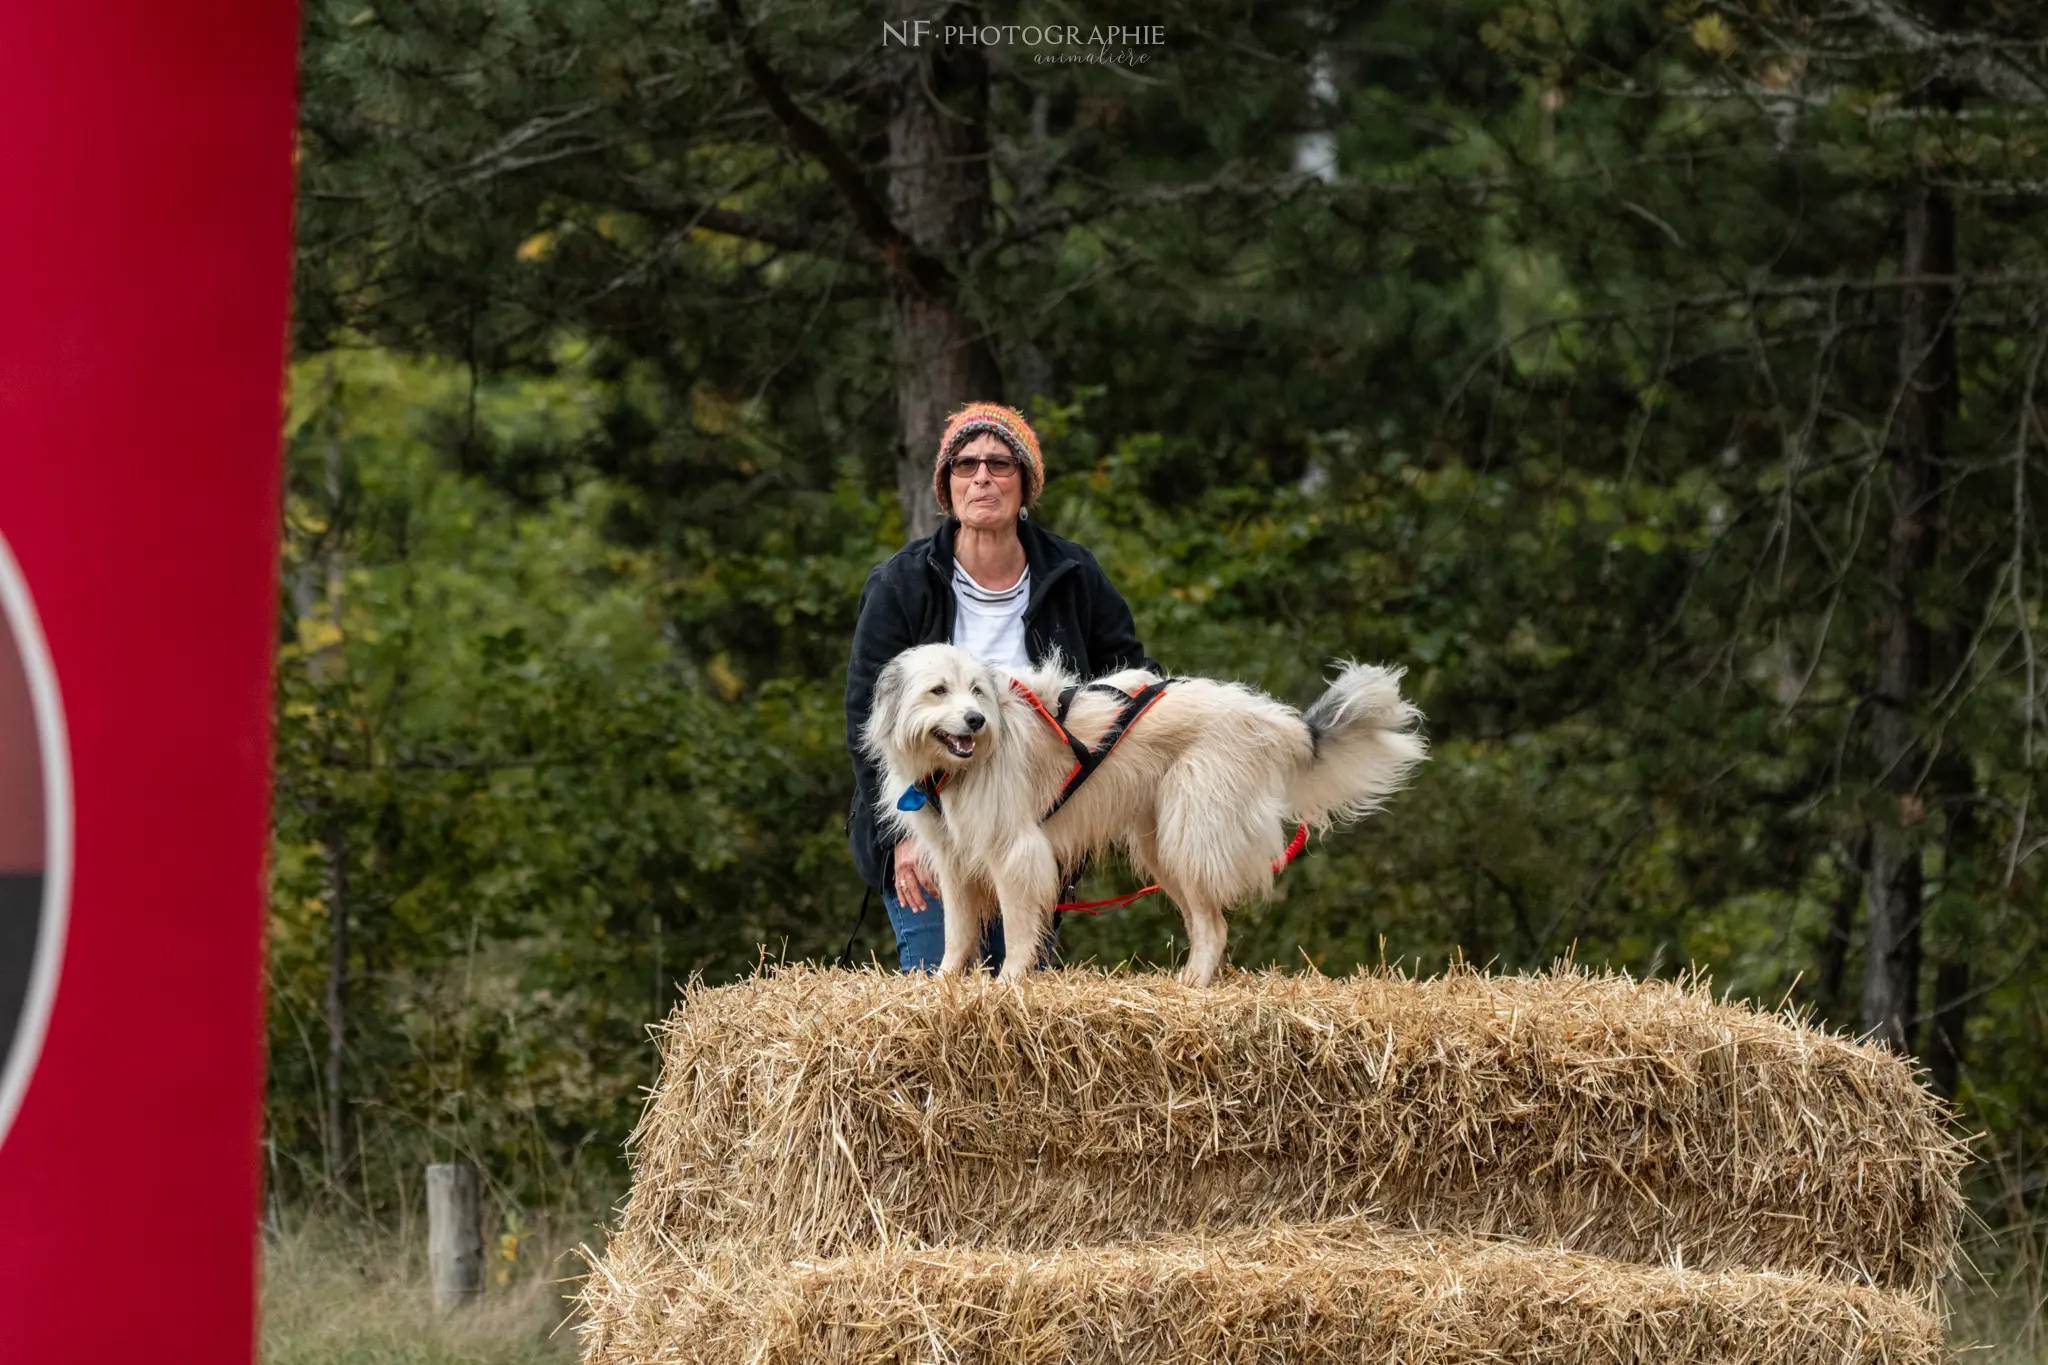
[579,1218,1944,1364]
[613,965,1963,1293]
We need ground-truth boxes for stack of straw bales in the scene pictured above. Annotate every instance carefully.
[581,965,1966,1364]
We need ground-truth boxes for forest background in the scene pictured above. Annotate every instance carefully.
[272,0,2048,1337]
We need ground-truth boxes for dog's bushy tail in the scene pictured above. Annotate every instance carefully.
[1286,662,1427,830]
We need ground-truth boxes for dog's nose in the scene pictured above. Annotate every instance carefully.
[963,710,985,732]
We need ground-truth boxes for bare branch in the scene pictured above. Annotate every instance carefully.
[607,178,875,262]
[2012,322,2046,767]
[714,0,948,295]
[1446,271,2048,411]
[408,100,608,207]
[986,168,1313,254]
[1844,0,2048,105]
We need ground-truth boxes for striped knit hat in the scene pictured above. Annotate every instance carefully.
[933,402,1044,513]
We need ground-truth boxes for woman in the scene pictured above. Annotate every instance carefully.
[844,402,1158,972]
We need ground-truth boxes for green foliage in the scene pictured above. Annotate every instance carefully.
[271,347,869,1201]
[280,0,2048,1226]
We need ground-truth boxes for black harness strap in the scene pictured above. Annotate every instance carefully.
[1040,678,1176,819]
[903,678,1176,827]
[1052,683,1096,765]
[897,769,947,817]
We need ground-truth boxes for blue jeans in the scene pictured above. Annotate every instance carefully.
[883,888,1060,974]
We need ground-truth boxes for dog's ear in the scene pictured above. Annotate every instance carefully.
[865,654,909,760]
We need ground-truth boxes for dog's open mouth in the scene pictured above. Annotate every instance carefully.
[936,730,976,759]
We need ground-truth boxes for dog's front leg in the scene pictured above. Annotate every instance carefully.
[1178,898,1229,987]
[934,868,987,978]
[990,839,1060,984]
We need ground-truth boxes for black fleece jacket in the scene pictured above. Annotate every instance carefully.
[843,516,1156,892]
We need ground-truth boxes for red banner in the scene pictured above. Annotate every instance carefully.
[0,2,298,1358]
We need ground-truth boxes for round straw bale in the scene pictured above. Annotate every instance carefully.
[579,1218,1945,1365]
[612,965,1964,1294]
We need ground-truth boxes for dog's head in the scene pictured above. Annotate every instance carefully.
[865,644,1006,777]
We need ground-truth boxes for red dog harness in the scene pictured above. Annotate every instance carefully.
[1012,676,1311,915]
[896,677,1173,820]
[1012,676,1175,819]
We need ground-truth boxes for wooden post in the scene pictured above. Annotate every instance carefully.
[425,1163,482,1310]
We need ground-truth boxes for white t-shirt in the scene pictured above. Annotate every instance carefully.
[951,560,1031,670]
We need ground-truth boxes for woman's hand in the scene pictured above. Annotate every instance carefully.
[893,836,936,911]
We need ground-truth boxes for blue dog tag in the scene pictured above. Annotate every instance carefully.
[896,785,927,812]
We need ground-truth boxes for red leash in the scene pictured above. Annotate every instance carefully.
[1056,822,1311,915]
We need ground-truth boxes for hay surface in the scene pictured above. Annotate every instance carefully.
[614,965,1963,1292]
[580,1218,1943,1365]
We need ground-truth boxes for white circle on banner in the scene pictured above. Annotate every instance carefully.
[0,530,71,1152]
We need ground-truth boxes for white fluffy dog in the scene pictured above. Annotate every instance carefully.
[864,644,1426,985]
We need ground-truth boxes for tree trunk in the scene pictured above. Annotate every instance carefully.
[322,807,350,1181]
[1861,172,1954,1053]
[1926,958,1969,1104]
[886,0,1002,541]
[1926,760,1977,1104]
[305,389,353,1182]
[1818,833,1866,1022]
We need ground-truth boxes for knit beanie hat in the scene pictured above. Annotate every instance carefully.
[933,402,1044,513]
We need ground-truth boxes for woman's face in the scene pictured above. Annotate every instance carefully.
[949,432,1025,532]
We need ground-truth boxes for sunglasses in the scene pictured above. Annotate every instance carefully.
[948,454,1023,479]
